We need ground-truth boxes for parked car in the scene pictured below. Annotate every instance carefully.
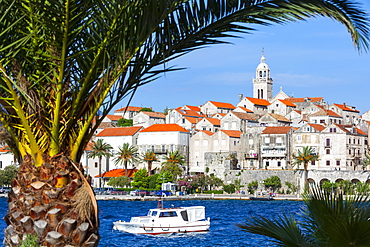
[107,189,126,195]
[0,187,11,194]
[149,190,172,197]
[130,190,149,196]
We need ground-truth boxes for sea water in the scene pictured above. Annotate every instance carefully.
[0,198,304,246]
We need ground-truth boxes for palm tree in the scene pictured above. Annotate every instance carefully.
[0,0,368,245]
[162,151,186,179]
[87,139,113,188]
[143,151,158,175]
[237,186,370,246]
[292,146,319,191]
[114,143,140,178]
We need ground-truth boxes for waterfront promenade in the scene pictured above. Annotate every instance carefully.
[95,193,302,201]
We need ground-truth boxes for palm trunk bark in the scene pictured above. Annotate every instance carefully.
[4,154,99,246]
[98,156,102,188]
[148,161,152,175]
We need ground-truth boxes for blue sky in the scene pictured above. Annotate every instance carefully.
[115,1,370,114]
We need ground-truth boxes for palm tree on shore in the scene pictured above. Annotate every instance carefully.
[162,151,186,179]
[114,143,140,178]
[292,146,319,191]
[87,139,113,188]
[143,151,158,175]
[0,0,368,245]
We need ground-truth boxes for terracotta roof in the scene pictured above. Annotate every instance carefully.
[285,97,323,103]
[245,97,270,106]
[333,103,360,113]
[97,122,116,129]
[141,112,166,118]
[95,169,137,178]
[115,106,144,112]
[221,130,242,138]
[184,105,201,112]
[269,113,291,122]
[106,115,123,121]
[231,112,259,121]
[209,101,236,109]
[96,126,142,137]
[356,128,367,135]
[236,106,253,113]
[0,146,10,153]
[310,109,342,118]
[262,126,292,134]
[308,123,326,132]
[176,109,204,118]
[85,142,94,151]
[183,116,201,124]
[199,130,214,136]
[204,117,221,126]
[278,99,296,107]
[140,124,189,132]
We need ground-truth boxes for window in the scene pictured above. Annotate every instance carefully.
[297,135,302,141]
[320,119,325,124]
[196,162,199,167]
[326,160,330,166]
[151,145,154,151]
[336,160,340,166]
[349,149,351,155]
[234,141,237,145]
[265,137,270,144]
[162,145,166,152]
[95,162,98,168]
[276,137,282,143]
[358,139,360,145]
[311,161,315,166]
[326,138,330,147]
[276,104,279,107]
[182,119,185,124]
[277,161,281,167]
[266,161,270,167]
[326,149,330,154]
[170,145,174,151]
[349,139,351,144]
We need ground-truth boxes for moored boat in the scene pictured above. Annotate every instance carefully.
[113,198,210,235]
[249,196,274,201]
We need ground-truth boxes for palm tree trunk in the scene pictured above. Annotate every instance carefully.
[4,154,99,246]
[124,160,128,178]
[303,162,309,193]
[148,161,152,175]
[98,156,102,188]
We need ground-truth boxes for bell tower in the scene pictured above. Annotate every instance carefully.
[253,52,273,100]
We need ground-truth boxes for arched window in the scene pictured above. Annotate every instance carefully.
[259,71,262,77]
[263,71,266,77]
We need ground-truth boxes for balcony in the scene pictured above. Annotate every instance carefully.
[245,153,258,159]
[261,152,286,158]
[151,149,168,154]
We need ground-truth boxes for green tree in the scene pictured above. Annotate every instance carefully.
[148,174,160,189]
[0,165,18,187]
[87,139,113,188]
[117,118,133,127]
[263,176,281,192]
[131,169,149,189]
[107,176,131,188]
[248,180,259,194]
[292,146,319,191]
[223,184,236,194]
[285,181,297,194]
[162,151,185,179]
[114,143,140,178]
[143,151,158,175]
[0,0,368,245]
[139,108,154,112]
[157,171,174,186]
[238,186,370,246]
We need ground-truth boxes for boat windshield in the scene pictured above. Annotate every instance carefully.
[159,211,177,217]
[148,210,158,217]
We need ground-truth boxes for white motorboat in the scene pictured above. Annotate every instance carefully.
[113,199,210,235]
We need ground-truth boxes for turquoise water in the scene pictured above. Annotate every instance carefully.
[0,198,304,246]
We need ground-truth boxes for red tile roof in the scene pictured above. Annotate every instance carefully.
[236,106,253,113]
[262,126,292,134]
[245,97,270,106]
[269,113,291,122]
[114,106,144,112]
[106,115,123,121]
[285,97,323,103]
[140,124,189,132]
[184,105,201,112]
[204,117,221,126]
[96,126,143,137]
[333,103,360,113]
[184,117,201,124]
[199,130,214,136]
[311,109,342,118]
[95,169,137,178]
[176,109,204,118]
[0,146,10,153]
[308,123,326,132]
[209,101,236,109]
[279,99,296,107]
[141,112,166,118]
[231,112,259,121]
[221,130,242,138]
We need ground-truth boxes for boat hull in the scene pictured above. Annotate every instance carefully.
[113,220,210,235]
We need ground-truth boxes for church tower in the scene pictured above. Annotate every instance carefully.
[253,53,273,100]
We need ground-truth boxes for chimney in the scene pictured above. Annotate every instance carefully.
[238,94,244,102]
[343,103,346,107]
